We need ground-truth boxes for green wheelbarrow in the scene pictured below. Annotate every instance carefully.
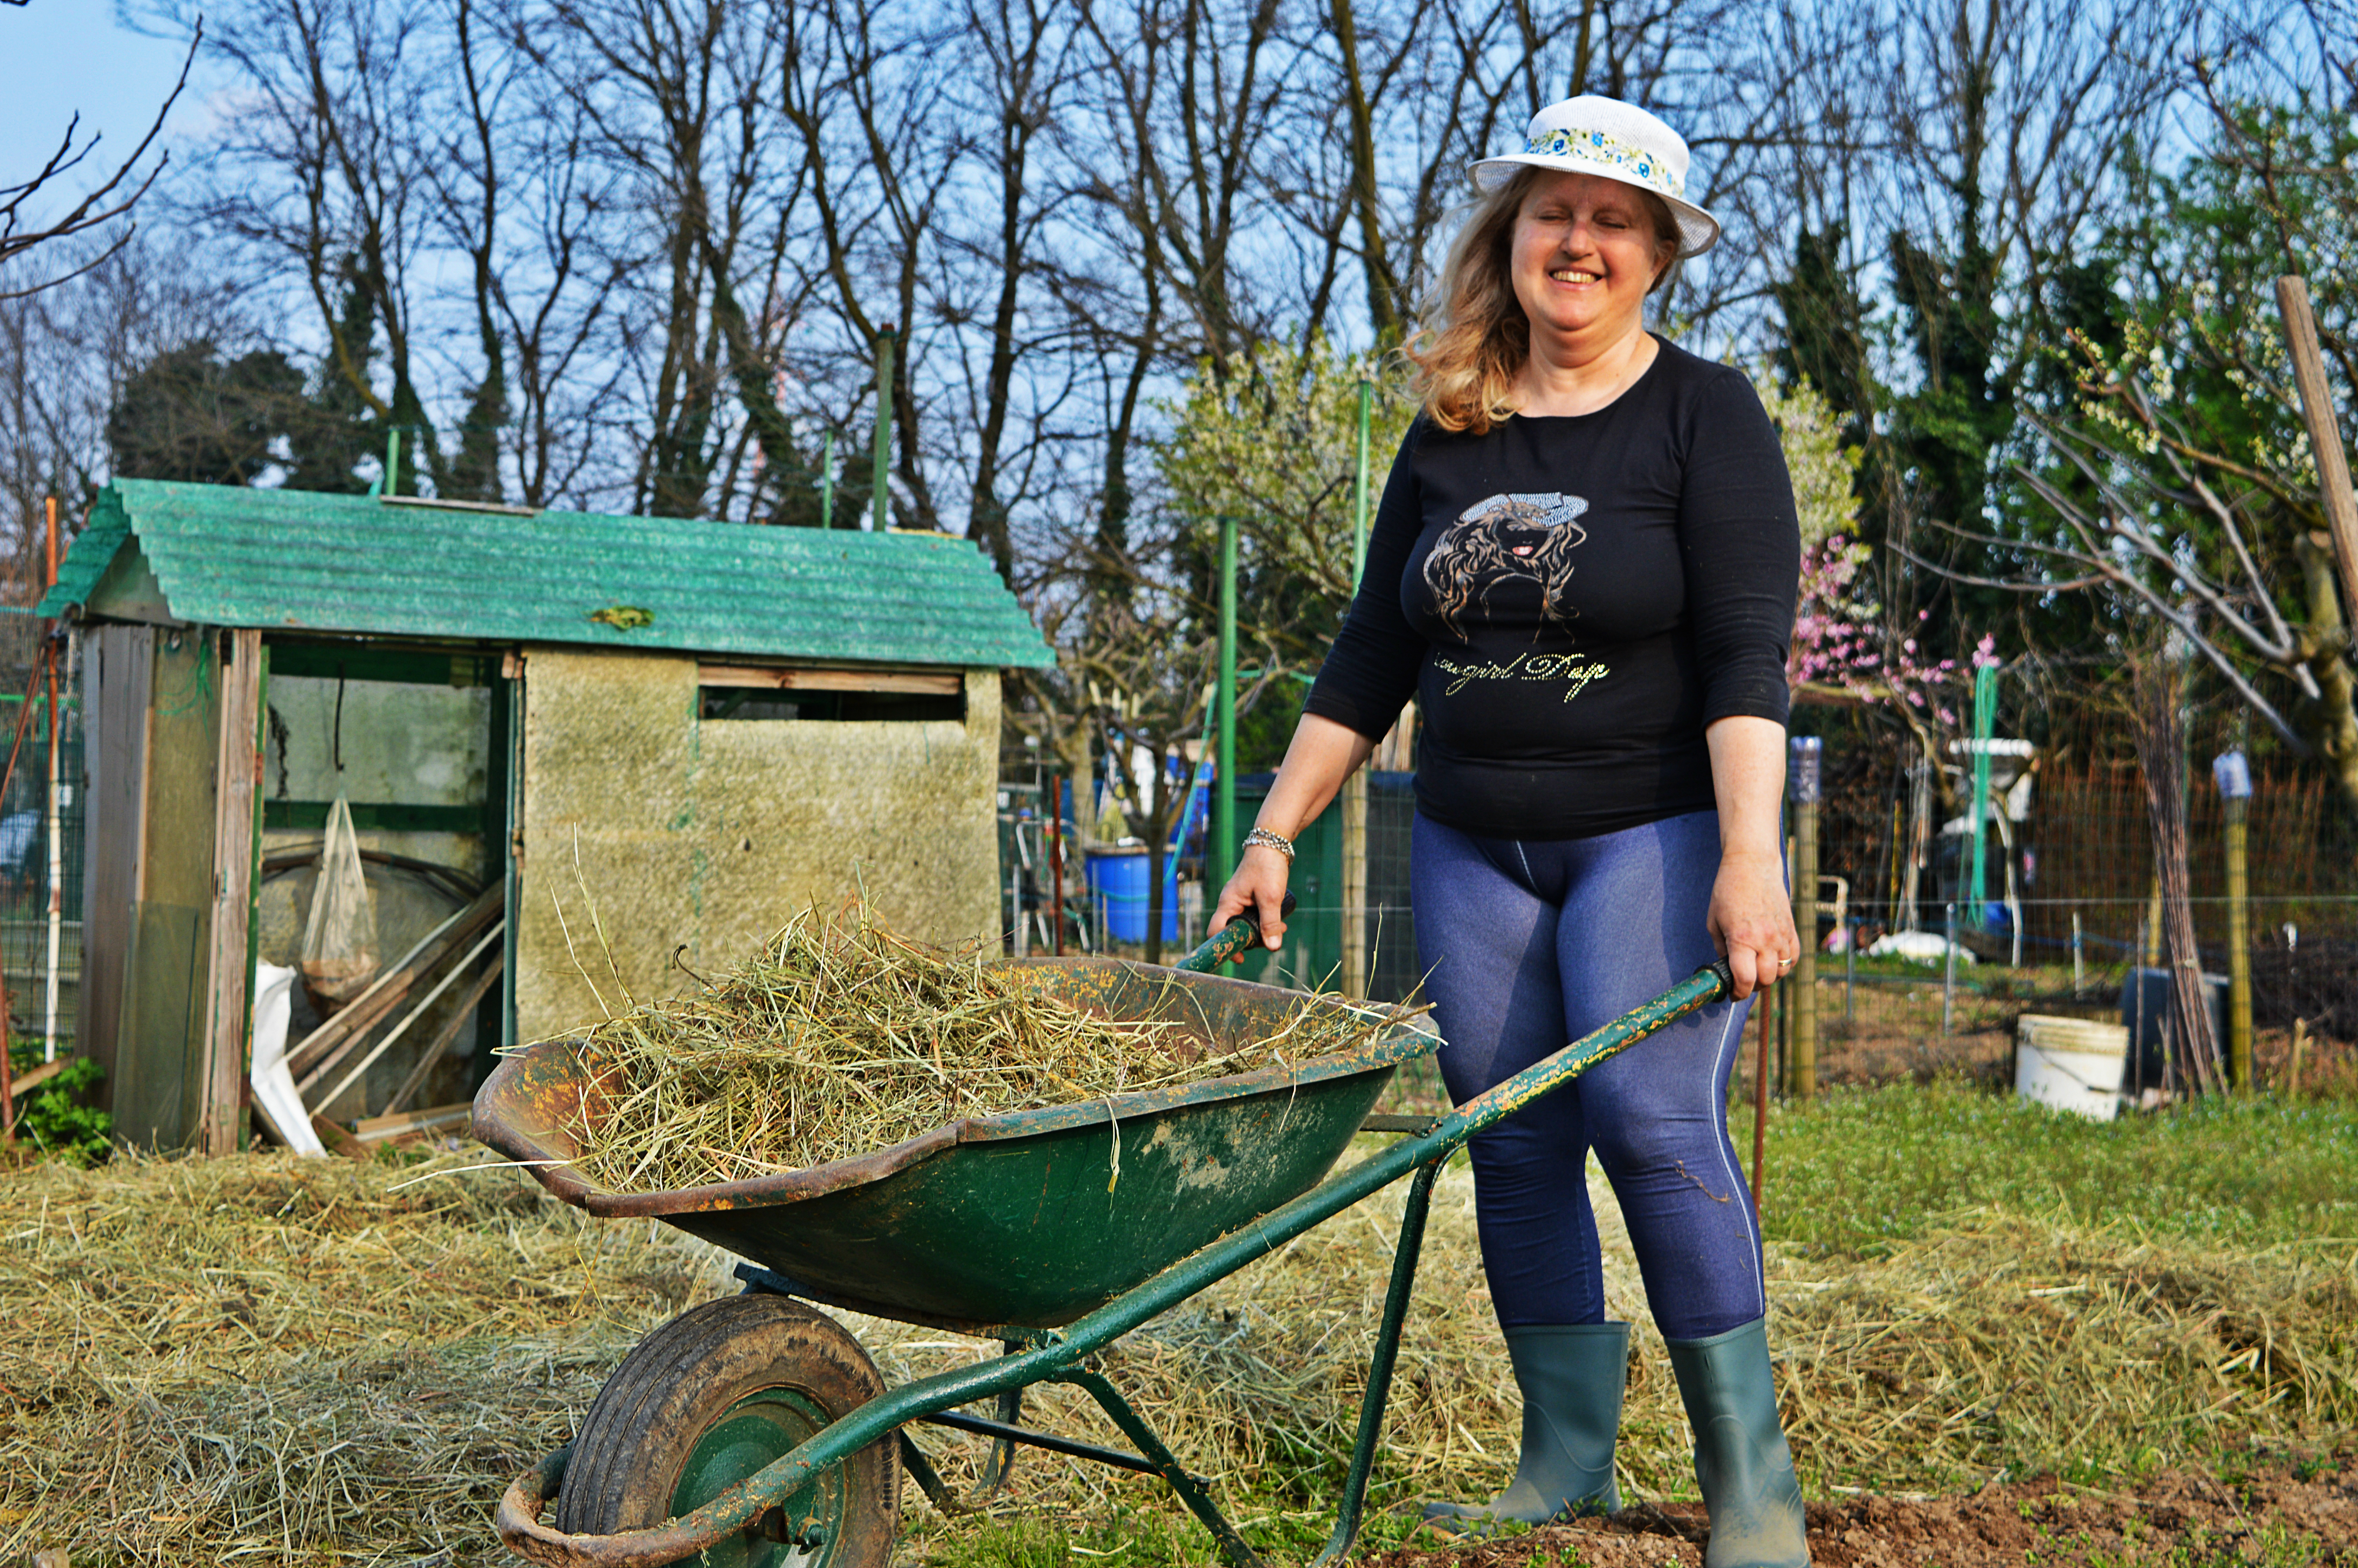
[473,914,1737,1568]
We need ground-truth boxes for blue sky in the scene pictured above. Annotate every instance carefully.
[2,5,210,223]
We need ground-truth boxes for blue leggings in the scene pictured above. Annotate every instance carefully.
[1412,810,1763,1340]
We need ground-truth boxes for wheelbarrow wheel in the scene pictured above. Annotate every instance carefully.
[555,1293,900,1567]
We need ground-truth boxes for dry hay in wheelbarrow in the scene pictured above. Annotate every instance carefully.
[549,899,1412,1194]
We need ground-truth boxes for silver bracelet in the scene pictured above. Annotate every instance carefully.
[1243,826,1295,862]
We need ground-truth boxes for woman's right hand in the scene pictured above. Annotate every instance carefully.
[1207,713,1375,958]
[1211,842,1293,954]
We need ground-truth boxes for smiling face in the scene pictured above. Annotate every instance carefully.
[1508,170,1675,344]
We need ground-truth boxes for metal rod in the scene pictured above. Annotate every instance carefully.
[2132,918,2149,1099]
[1062,1369,1266,1568]
[819,428,835,529]
[2224,796,2252,1092]
[1965,666,1995,924]
[1845,920,1855,1024]
[1942,903,1957,1036]
[1309,1157,1441,1568]
[1750,986,1768,1210]
[1049,773,1066,956]
[917,1409,1196,1485]
[1351,378,1372,588]
[1211,515,1238,898]
[2072,910,2084,997]
[0,654,50,1138]
[1788,739,1819,1098]
[41,497,61,1063]
[871,327,895,535]
[1342,403,1372,997]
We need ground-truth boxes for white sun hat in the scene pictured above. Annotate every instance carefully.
[1471,95,1721,258]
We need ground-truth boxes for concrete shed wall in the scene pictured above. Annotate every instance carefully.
[514,648,1002,1043]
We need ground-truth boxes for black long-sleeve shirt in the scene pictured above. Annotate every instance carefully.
[1305,338,1799,841]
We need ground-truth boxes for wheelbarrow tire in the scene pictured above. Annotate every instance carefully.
[555,1293,900,1567]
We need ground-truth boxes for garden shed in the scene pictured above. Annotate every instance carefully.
[42,478,1050,1154]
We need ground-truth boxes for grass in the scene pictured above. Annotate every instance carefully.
[1758,1080,2358,1255]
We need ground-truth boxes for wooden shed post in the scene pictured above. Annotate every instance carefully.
[200,628,264,1154]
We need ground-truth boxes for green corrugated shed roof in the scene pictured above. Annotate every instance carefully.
[39,480,1053,668]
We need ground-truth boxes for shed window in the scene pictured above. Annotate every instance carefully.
[697,664,964,723]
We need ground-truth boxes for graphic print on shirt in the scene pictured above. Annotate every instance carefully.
[1421,491,1589,642]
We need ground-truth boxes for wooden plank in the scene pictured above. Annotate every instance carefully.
[76,624,153,1109]
[353,1101,472,1143]
[2275,276,2358,634]
[116,901,203,1149]
[5,1058,64,1101]
[200,628,263,1155]
[123,627,219,1150]
[382,954,503,1117]
[261,800,483,833]
[696,663,961,696]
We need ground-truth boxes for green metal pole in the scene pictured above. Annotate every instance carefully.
[1213,515,1239,897]
[872,327,895,533]
[820,429,836,529]
[384,426,401,498]
[1352,378,1373,589]
[1965,663,1995,925]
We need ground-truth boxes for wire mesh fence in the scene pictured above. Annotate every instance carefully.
[0,611,84,1058]
[1811,746,2358,1045]
[1000,730,2358,1066]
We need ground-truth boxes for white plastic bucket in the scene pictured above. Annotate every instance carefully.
[2015,1015,2129,1121]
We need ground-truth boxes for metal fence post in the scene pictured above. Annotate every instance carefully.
[1942,902,1957,1036]
[1788,736,1821,1096]
[1211,516,1238,898]
[1844,920,1855,1025]
[871,325,895,534]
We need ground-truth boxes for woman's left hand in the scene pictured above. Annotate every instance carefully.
[1709,850,1799,1002]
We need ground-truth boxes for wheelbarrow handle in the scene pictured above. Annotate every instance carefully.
[1174,893,1297,973]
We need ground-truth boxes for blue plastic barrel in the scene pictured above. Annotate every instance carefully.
[1087,846,1177,943]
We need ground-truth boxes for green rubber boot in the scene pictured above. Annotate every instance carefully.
[1422,1322,1628,1531]
[1664,1319,1810,1567]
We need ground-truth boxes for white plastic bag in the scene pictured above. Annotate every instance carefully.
[301,793,381,1006]
[246,961,324,1156]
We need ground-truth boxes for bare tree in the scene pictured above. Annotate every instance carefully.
[423,0,628,504]
[0,30,196,301]
[0,241,243,583]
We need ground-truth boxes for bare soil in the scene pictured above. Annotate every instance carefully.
[1359,1457,2358,1567]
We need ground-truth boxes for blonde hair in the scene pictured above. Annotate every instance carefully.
[1406,169,1681,435]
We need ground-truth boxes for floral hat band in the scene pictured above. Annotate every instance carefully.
[1471,94,1721,258]
[1523,126,1685,201]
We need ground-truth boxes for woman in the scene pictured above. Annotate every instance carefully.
[1212,96,1808,1567]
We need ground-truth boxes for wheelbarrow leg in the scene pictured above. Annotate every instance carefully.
[895,1346,1028,1514]
[980,1359,1024,1490]
[1310,1155,1443,1568]
[1058,1367,1269,1568]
